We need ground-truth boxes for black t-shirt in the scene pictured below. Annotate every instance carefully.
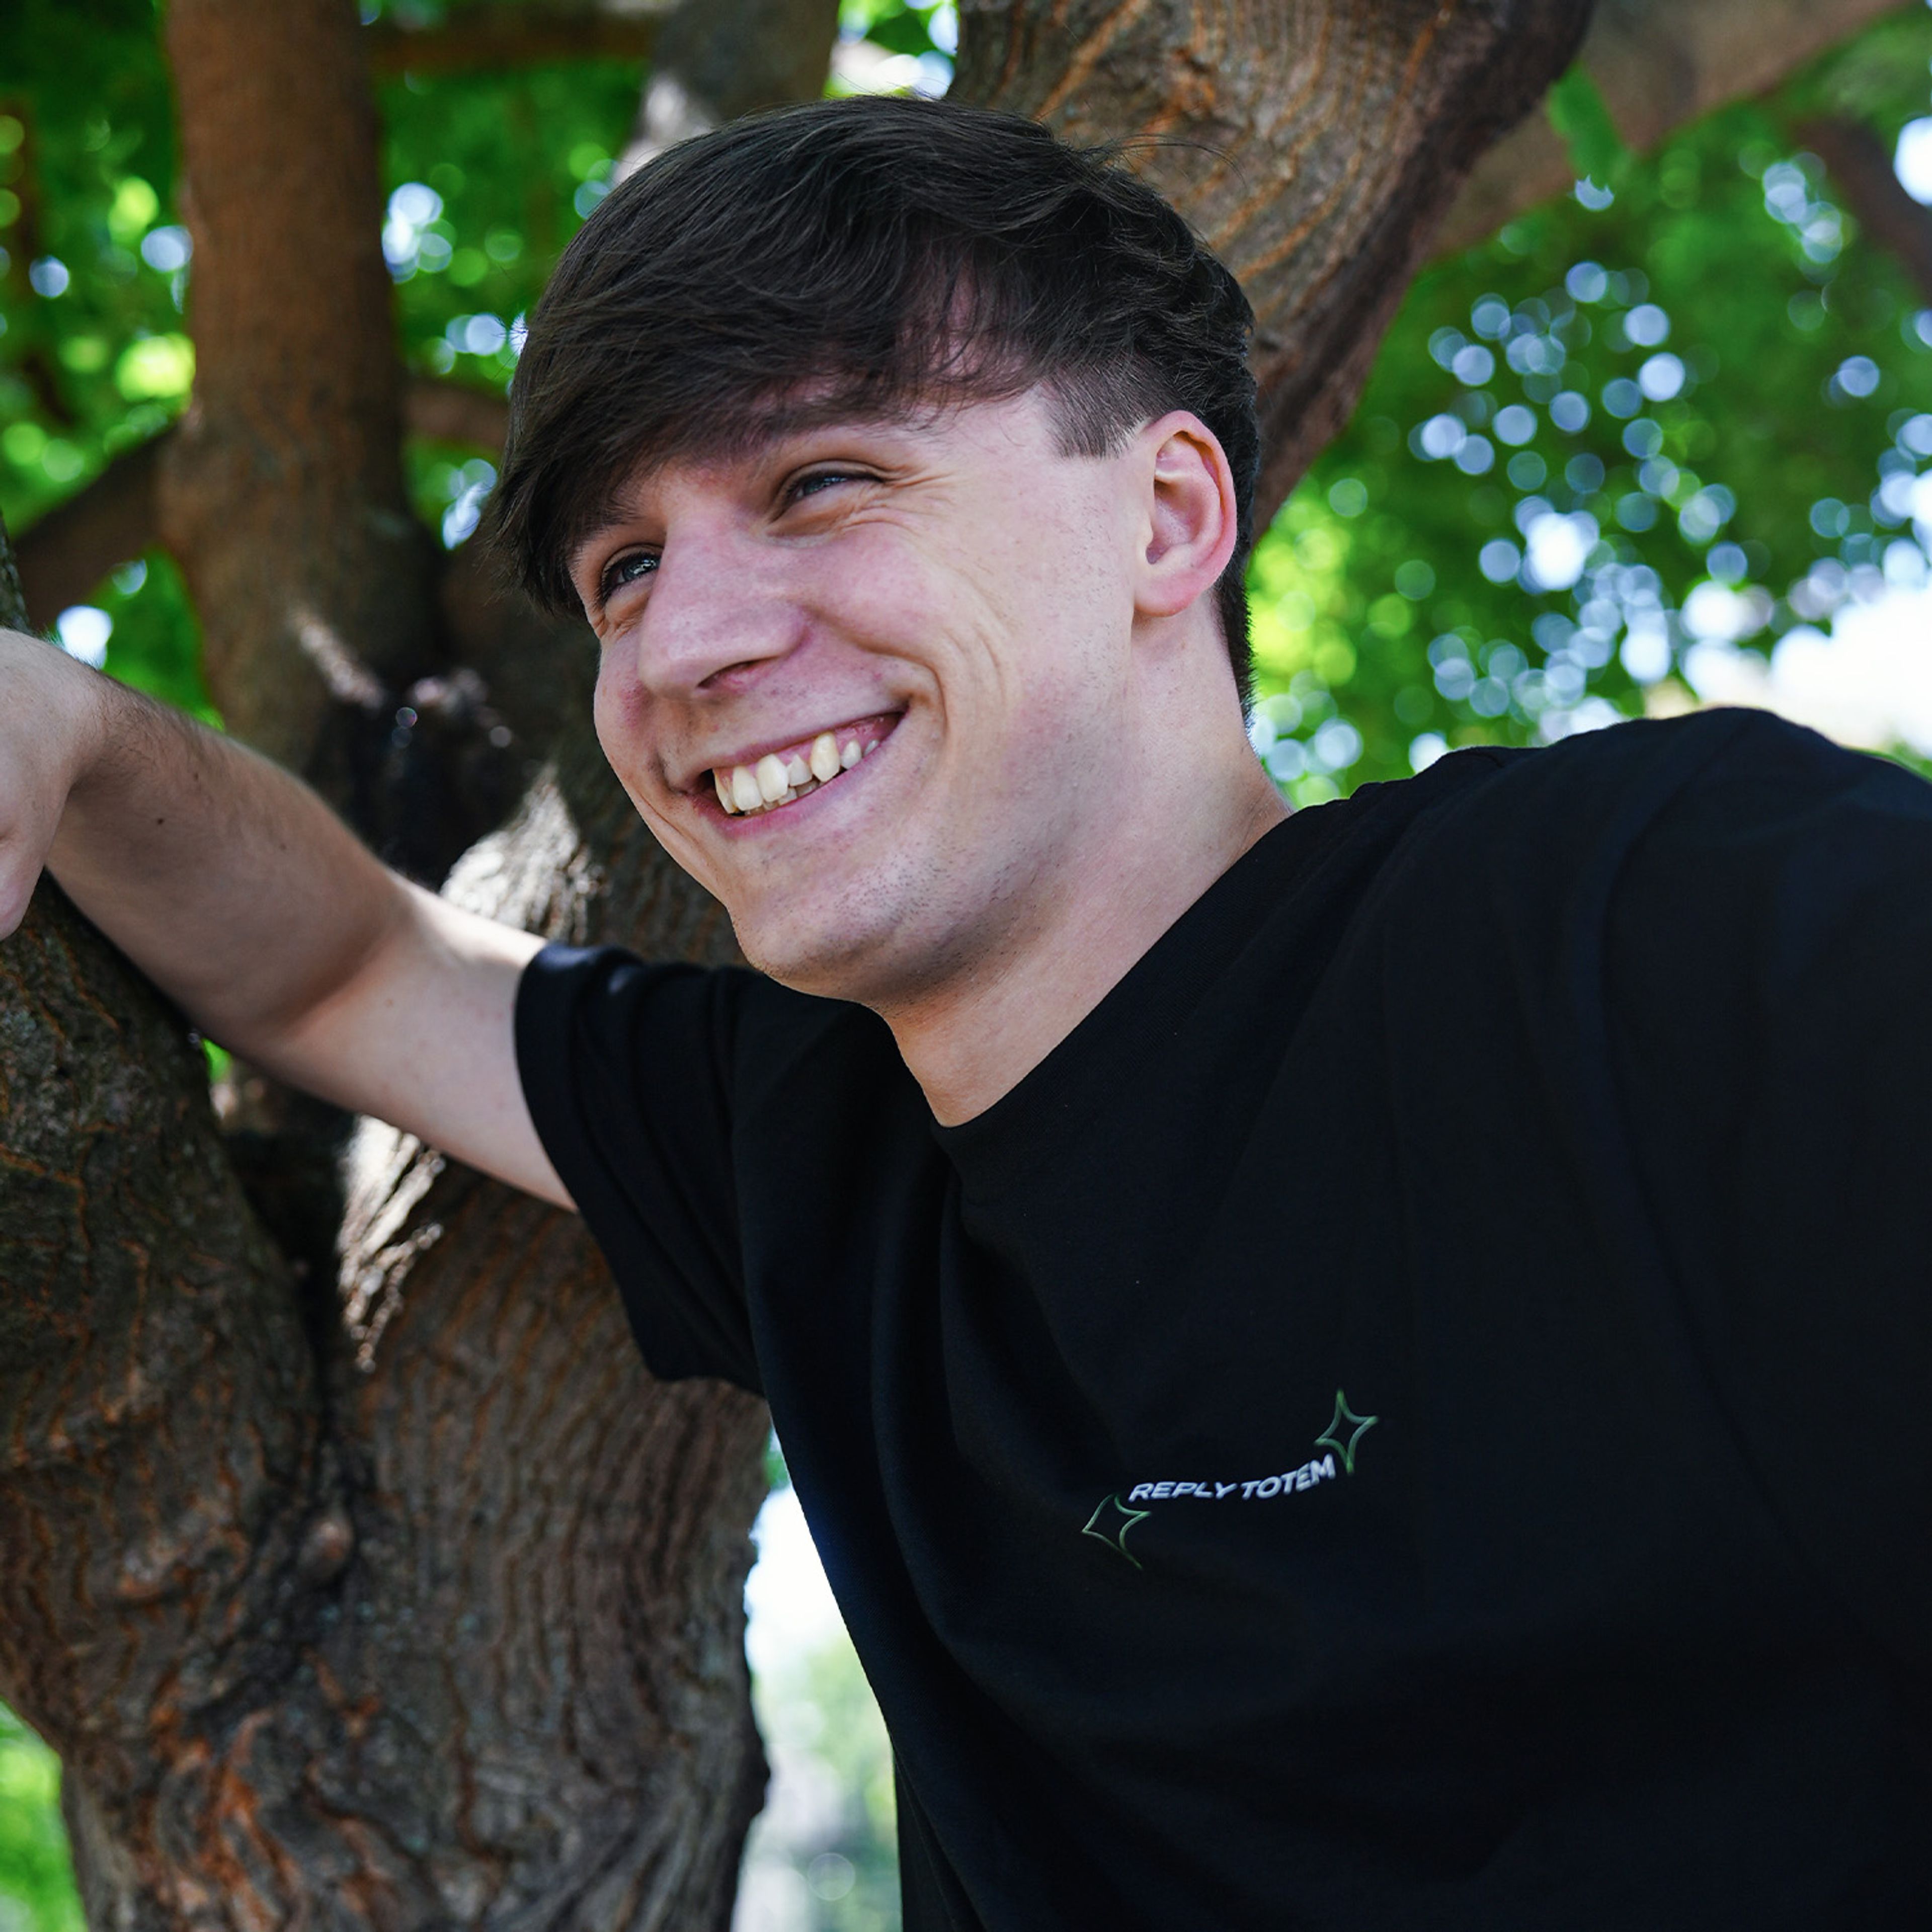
[516,709,1932,1930]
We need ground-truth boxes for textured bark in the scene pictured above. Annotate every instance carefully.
[13,438,163,635]
[0,869,329,1932]
[158,0,439,782]
[14,380,506,640]
[953,0,1595,526]
[1801,113,1932,306]
[1436,0,1905,254]
[2,498,771,1928]
[365,3,664,80]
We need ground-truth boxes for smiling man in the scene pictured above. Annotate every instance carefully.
[6,95,1932,1930]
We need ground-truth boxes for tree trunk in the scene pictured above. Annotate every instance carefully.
[0,636,769,1929]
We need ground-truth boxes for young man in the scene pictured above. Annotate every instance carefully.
[4,95,1929,1928]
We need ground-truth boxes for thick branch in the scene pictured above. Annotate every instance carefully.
[956,0,1594,526]
[161,0,439,777]
[13,438,163,631]
[14,381,507,635]
[317,726,767,1929]
[405,374,511,450]
[1800,113,1932,306]
[1436,0,1905,254]
[365,2,662,77]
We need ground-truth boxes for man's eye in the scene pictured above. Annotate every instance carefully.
[599,550,657,602]
[787,470,866,505]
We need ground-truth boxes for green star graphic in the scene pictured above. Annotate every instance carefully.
[1082,1492,1151,1568]
[1315,1389,1378,1474]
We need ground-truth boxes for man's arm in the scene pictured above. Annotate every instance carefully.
[0,627,573,1209]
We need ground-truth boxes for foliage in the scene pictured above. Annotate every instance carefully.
[0,1709,81,1932]
[742,1629,900,1932]
[1247,10,1932,802]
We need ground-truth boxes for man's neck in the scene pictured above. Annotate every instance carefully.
[884,737,1289,1126]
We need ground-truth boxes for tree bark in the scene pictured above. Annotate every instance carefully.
[158,0,439,783]
[365,4,664,81]
[1800,113,1932,306]
[954,0,1595,526]
[14,379,510,655]
[1435,0,1906,254]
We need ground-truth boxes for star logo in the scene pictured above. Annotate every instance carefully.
[1082,1492,1151,1568]
[1315,1389,1378,1474]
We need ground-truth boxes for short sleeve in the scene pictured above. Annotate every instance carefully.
[515,944,764,1393]
[1606,711,1932,1672]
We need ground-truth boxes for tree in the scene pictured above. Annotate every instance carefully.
[0,1,1918,1924]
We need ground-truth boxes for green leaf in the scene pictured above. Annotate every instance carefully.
[1546,64,1628,187]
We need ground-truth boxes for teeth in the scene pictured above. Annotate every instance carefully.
[714,726,885,818]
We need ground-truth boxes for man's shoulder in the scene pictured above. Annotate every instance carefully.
[1400,706,1920,867]
[518,942,897,1105]
[1332,708,1932,992]
[1431,704,1858,809]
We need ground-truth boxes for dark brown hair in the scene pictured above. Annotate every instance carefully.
[486,94,1259,697]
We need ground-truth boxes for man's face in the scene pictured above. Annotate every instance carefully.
[572,388,1169,1006]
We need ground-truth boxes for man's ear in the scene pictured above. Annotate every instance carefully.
[1132,412,1239,622]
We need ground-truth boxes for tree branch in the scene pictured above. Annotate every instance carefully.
[364,1,663,78]
[14,436,164,631]
[1800,113,1932,305]
[404,373,512,450]
[161,0,438,778]
[957,0,1595,528]
[1435,0,1906,255]
[0,515,338,1919]
[14,380,506,633]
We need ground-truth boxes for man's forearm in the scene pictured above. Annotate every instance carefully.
[4,629,563,1202]
[46,660,409,1059]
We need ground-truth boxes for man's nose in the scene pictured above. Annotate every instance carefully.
[628,526,802,697]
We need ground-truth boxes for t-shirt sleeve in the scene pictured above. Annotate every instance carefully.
[1605,710,1932,1673]
[515,943,763,1394]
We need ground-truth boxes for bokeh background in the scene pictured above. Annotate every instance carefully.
[9,2,1932,1927]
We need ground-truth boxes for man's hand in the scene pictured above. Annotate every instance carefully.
[0,628,108,939]
[0,626,573,1209]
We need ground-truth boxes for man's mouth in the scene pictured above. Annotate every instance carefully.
[707,713,897,818]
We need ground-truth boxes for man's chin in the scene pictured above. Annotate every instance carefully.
[730,903,883,1002]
